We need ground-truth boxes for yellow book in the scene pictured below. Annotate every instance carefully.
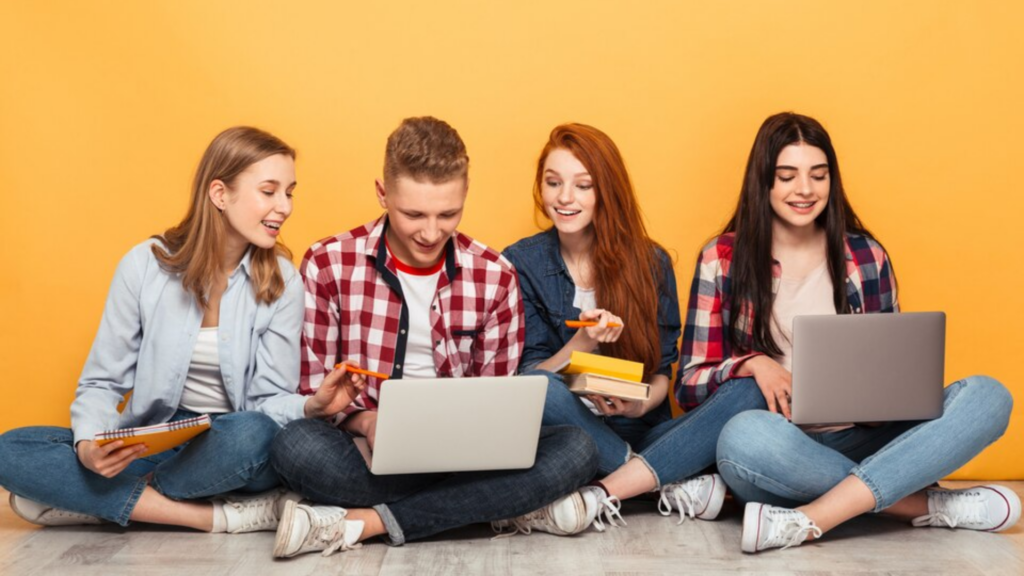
[560,351,644,383]
[94,414,212,457]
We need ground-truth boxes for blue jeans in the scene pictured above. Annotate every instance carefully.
[716,375,1013,512]
[535,369,767,487]
[270,420,597,545]
[0,410,282,525]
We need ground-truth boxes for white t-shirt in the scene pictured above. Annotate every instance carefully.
[770,261,835,372]
[573,285,605,416]
[178,327,233,414]
[391,249,443,379]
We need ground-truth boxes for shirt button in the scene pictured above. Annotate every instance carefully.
[396,364,402,370]
[400,329,406,335]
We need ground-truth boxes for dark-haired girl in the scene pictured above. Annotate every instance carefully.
[678,112,1018,553]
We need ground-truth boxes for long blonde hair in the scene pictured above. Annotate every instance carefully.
[152,126,295,307]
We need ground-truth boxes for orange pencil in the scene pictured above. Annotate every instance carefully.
[334,364,390,380]
[565,320,623,329]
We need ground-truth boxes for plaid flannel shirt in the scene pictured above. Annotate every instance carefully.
[675,232,898,411]
[298,215,525,425]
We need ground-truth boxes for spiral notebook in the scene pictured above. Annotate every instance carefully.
[94,414,212,457]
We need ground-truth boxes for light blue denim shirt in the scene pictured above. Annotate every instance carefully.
[70,239,307,444]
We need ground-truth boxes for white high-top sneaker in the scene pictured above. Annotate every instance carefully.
[491,489,600,537]
[912,485,1021,532]
[217,488,304,533]
[273,500,364,558]
[741,502,821,553]
[9,493,105,527]
[657,473,727,523]
[580,485,626,531]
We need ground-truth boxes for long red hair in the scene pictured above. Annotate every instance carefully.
[534,124,666,379]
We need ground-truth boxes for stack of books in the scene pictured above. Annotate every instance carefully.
[560,351,650,401]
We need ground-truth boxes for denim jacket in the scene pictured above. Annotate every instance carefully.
[69,240,307,444]
[502,228,681,377]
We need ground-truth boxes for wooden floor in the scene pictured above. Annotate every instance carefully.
[2,482,1022,575]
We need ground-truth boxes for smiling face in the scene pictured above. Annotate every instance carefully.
[212,153,295,253]
[769,143,830,232]
[540,148,597,237]
[377,175,467,267]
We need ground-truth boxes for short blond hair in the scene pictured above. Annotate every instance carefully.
[384,116,469,184]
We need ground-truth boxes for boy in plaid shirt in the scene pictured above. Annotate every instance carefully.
[270,117,598,557]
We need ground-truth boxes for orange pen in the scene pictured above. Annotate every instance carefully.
[334,364,390,380]
[565,320,623,329]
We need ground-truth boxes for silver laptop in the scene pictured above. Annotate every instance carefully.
[790,312,945,425]
[369,375,548,475]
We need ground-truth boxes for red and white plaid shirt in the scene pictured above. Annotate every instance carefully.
[298,215,525,425]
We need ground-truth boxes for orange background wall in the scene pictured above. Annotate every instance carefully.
[1,1,1021,479]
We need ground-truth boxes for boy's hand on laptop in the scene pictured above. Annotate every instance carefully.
[304,361,367,419]
[343,411,378,451]
[739,355,793,420]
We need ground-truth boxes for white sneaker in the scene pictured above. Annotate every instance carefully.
[273,500,364,558]
[580,485,626,531]
[491,489,600,537]
[741,502,821,553]
[912,485,1021,532]
[217,488,304,533]
[9,493,105,527]
[658,473,726,523]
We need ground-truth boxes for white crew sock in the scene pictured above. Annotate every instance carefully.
[211,502,228,533]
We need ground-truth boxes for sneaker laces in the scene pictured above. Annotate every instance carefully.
[41,508,102,523]
[765,516,822,550]
[307,508,362,557]
[657,482,700,524]
[226,496,279,532]
[912,491,986,529]
[490,508,550,539]
[592,495,626,531]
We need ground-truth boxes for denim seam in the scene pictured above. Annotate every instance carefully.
[718,458,823,503]
[155,456,268,500]
[116,476,150,526]
[850,379,967,511]
[636,381,734,482]
[631,453,661,490]
[849,468,887,513]
[623,443,635,468]
[373,503,405,545]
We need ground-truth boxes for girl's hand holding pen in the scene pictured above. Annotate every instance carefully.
[570,308,625,347]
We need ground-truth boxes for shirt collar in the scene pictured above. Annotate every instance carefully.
[232,246,255,279]
[542,228,570,278]
[368,214,459,279]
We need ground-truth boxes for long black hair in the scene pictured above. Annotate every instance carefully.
[723,112,876,356]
